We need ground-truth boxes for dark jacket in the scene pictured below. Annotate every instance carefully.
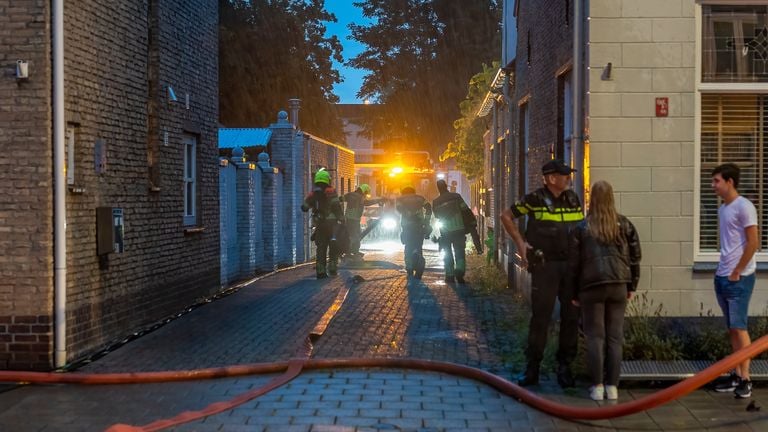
[567,214,642,296]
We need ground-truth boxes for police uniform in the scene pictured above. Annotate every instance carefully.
[510,160,583,386]
[396,188,432,279]
[432,181,475,282]
[301,171,344,278]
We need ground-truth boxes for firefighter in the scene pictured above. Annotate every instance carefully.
[301,169,344,279]
[396,185,432,279]
[500,159,584,388]
[340,183,384,260]
[432,179,481,284]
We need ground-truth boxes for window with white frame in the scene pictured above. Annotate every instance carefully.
[698,3,768,258]
[183,134,197,226]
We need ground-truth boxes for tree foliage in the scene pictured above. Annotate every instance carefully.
[348,0,501,156]
[439,62,499,180]
[219,0,345,143]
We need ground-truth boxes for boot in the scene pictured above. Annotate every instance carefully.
[517,363,540,387]
[557,363,575,388]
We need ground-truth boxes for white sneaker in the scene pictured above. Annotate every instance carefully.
[589,384,605,401]
[605,385,618,400]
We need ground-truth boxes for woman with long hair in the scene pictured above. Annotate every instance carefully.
[568,180,642,401]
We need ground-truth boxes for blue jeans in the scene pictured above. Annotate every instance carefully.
[714,273,755,330]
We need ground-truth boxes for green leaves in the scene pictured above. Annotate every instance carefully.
[348,0,501,155]
[219,0,345,142]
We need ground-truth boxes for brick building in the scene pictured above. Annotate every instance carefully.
[1,1,219,369]
[484,0,767,316]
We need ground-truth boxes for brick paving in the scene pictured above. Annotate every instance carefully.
[0,242,766,431]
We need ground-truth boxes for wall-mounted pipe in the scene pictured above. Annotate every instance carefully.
[53,0,67,368]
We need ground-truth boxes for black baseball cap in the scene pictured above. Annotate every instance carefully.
[542,159,577,175]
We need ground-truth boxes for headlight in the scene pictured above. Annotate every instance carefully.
[435,220,443,229]
[381,217,397,230]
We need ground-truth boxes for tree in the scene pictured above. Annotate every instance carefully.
[348,0,501,156]
[440,62,499,179]
[219,0,345,143]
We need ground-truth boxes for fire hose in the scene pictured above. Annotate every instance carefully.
[0,282,765,430]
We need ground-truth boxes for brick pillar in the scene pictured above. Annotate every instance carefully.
[232,148,257,278]
[260,165,279,272]
[269,111,303,265]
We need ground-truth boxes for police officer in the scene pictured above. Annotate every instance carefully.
[432,179,480,283]
[396,185,432,279]
[500,159,584,388]
[340,183,384,260]
[301,169,344,279]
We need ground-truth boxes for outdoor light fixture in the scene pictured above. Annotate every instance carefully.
[391,166,403,174]
[436,172,445,180]
[601,62,612,81]
[167,85,178,103]
[15,60,29,80]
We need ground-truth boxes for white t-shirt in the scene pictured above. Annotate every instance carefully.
[716,196,758,277]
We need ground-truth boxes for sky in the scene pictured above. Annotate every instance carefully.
[324,2,371,105]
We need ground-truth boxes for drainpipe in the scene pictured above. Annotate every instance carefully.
[53,0,67,367]
[572,0,586,197]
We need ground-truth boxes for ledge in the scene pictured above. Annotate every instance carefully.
[692,261,768,273]
[183,226,206,235]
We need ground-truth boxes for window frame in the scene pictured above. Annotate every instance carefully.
[182,134,197,226]
[695,2,768,262]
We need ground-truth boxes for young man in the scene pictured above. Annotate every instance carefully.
[711,163,758,398]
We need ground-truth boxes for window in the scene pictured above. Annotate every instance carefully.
[557,71,573,165]
[699,94,768,252]
[702,5,768,82]
[183,134,197,226]
[66,126,75,185]
[697,3,768,260]
[519,101,530,195]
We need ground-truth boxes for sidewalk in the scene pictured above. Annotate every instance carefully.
[0,243,765,431]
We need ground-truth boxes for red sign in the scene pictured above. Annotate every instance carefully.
[655,97,669,117]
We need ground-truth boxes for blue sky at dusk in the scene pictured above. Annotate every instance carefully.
[325,2,371,104]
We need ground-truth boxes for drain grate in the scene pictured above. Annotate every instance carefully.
[621,360,768,381]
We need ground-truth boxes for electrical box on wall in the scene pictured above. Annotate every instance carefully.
[97,207,124,255]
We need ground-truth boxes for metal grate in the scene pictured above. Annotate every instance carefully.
[621,360,768,381]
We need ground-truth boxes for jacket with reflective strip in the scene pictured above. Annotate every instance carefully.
[510,187,584,260]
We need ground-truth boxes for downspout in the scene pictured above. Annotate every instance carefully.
[572,0,586,197]
[304,133,311,262]
[53,0,67,367]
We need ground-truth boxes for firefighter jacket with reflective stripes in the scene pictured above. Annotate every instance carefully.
[301,184,343,223]
[432,191,473,234]
[510,187,584,261]
[341,190,381,220]
[396,193,432,229]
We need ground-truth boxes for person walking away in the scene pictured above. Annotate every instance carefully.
[500,159,583,388]
[710,163,758,399]
[432,179,480,283]
[301,169,344,279]
[567,180,641,401]
[340,183,384,260]
[396,185,432,279]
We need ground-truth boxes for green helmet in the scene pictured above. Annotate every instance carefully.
[359,184,371,194]
[314,169,331,185]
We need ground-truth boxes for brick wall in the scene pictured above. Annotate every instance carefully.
[1,0,220,369]
[0,1,54,370]
[514,0,573,191]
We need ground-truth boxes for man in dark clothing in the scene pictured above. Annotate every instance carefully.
[500,159,584,388]
[340,183,384,260]
[396,185,432,279]
[301,169,344,279]
[432,179,481,283]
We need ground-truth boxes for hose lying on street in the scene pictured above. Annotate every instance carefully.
[0,334,764,431]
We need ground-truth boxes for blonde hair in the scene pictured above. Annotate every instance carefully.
[587,180,621,244]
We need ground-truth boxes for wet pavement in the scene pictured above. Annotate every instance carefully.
[0,241,766,431]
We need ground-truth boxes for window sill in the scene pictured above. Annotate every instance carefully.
[184,226,206,235]
[692,262,768,273]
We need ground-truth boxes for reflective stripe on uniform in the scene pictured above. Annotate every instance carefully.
[526,206,584,222]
